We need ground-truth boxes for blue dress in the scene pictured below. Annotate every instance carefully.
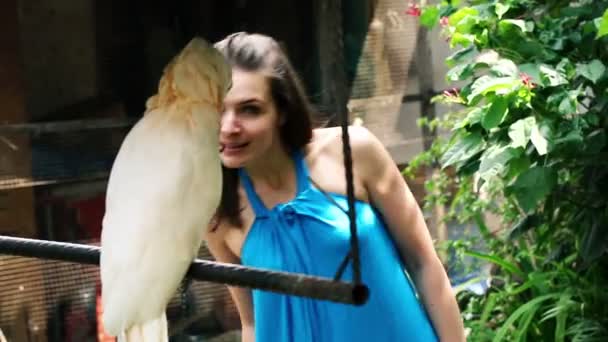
[238,151,438,341]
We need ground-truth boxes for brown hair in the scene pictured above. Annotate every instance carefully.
[213,32,315,228]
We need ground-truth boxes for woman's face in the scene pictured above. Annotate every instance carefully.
[220,68,282,168]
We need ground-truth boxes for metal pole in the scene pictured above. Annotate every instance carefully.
[0,117,137,135]
[0,235,369,305]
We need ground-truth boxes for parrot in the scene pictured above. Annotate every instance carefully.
[99,37,232,342]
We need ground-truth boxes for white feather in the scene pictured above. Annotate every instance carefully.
[99,37,230,340]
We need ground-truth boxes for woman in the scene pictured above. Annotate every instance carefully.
[206,32,465,342]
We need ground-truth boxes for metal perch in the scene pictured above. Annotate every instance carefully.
[0,235,369,306]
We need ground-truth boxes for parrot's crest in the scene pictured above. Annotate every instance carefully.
[146,37,231,112]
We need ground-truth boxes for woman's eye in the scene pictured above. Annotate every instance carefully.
[241,105,261,115]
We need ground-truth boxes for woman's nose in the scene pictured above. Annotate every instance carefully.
[220,111,241,135]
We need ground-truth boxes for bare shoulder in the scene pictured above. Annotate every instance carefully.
[305,126,384,202]
[310,125,384,162]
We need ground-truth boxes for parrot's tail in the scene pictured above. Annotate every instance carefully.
[118,313,168,342]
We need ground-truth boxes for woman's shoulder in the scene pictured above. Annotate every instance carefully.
[309,125,382,159]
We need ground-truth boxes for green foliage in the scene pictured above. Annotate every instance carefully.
[410,0,608,340]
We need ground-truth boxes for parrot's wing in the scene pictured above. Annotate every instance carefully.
[100,109,222,334]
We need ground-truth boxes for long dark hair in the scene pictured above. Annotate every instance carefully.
[213,32,315,229]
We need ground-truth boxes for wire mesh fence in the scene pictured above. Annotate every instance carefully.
[0,240,240,342]
[0,119,133,191]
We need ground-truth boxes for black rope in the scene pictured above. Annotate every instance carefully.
[308,176,348,216]
[0,235,369,305]
[320,0,362,286]
[333,251,351,282]
[308,176,353,282]
[340,116,361,285]
[334,14,362,286]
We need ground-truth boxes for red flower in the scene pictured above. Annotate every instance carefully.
[405,2,421,16]
[440,16,449,27]
[443,87,461,99]
[520,72,536,89]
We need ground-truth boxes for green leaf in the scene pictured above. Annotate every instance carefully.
[558,91,578,115]
[450,32,476,48]
[562,5,594,17]
[446,46,476,68]
[492,294,560,342]
[506,155,531,180]
[540,292,575,342]
[449,7,479,33]
[490,59,519,77]
[454,107,484,129]
[478,28,490,47]
[478,145,518,180]
[447,63,474,81]
[531,123,549,155]
[540,64,569,87]
[580,217,608,263]
[557,58,576,80]
[508,214,540,239]
[475,50,500,65]
[495,3,509,19]
[514,304,541,341]
[553,129,584,146]
[508,117,535,148]
[549,89,579,116]
[500,19,528,32]
[585,129,606,154]
[464,250,524,278]
[586,112,600,127]
[510,167,557,213]
[440,132,484,169]
[596,9,608,38]
[508,272,550,295]
[452,275,487,295]
[420,6,440,28]
[482,97,509,130]
[555,307,567,342]
[576,59,606,84]
[468,76,519,102]
[480,292,498,325]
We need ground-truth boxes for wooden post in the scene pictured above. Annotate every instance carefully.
[0,2,49,341]
[415,28,436,151]
[415,26,448,260]
[0,0,36,239]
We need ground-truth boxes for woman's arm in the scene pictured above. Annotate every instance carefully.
[205,228,255,342]
[351,126,465,342]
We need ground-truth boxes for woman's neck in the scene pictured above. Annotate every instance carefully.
[244,145,296,191]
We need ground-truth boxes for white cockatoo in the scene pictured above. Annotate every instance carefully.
[100,37,231,342]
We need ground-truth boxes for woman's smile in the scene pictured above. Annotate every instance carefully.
[220,142,250,155]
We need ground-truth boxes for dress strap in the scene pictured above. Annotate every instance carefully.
[293,149,311,193]
[238,168,269,217]
[238,149,310,217]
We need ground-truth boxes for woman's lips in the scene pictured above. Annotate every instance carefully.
[220,142,249,154]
